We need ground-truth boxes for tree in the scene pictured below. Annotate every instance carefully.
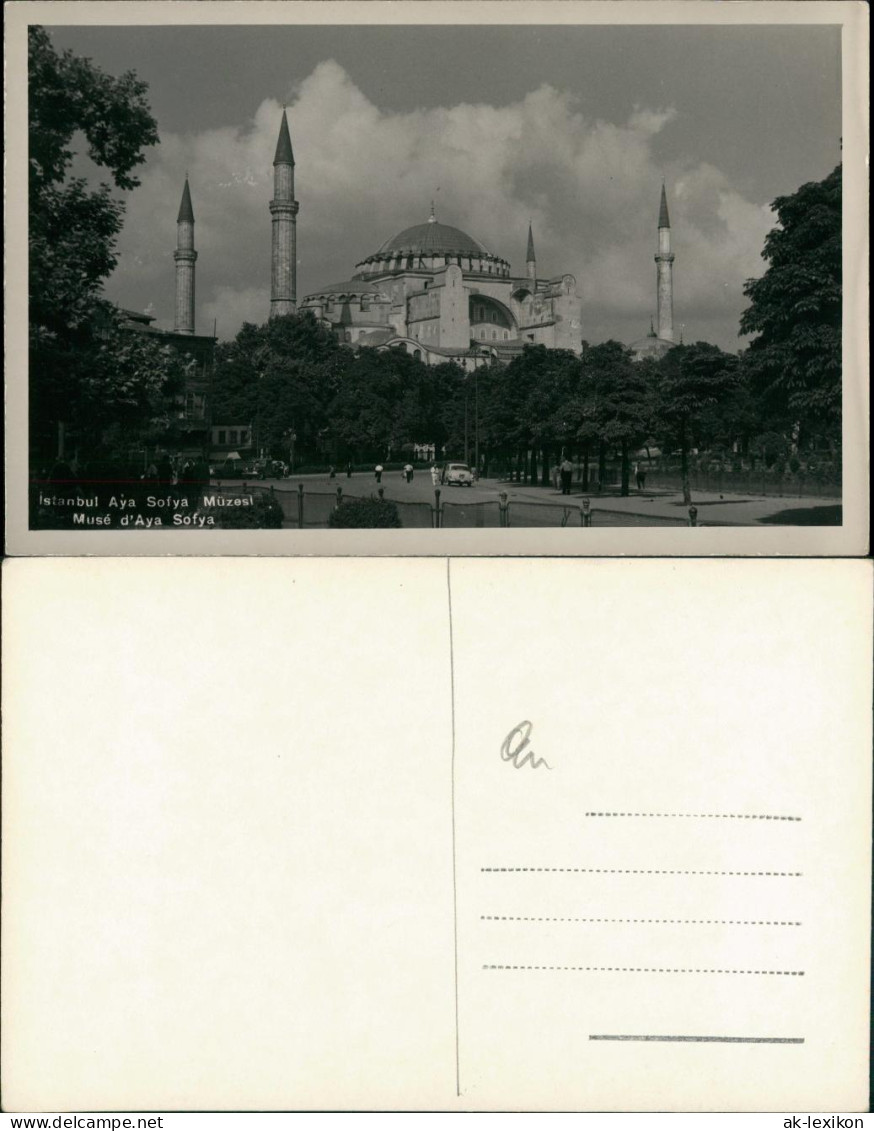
[29,26,158,334]
[480,345,580,484]
[211,312,344,464]
[655,342,739,504]
[582,341,653,496]
[29,26,160,464]
[740,165,841,447]
[395,361,461,460]
[327,348,409,462]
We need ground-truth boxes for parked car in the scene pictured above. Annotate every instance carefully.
[213,459,246,479]
[443,462,474,486]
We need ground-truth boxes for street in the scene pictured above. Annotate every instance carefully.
[217,471,842,526]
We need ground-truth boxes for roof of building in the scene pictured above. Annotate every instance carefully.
[177,179,194,224]
[376,218,489,258]
[118,308,156,325]
[274,109,295,165]
[629,329,674,360]
[306,280,384,297]
[356,328,396,346]
[658,183,670,228]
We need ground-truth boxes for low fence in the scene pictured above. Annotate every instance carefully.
[223,482,711,529]
[643,468,840,499]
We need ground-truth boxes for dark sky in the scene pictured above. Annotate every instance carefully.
[44,21,842,346]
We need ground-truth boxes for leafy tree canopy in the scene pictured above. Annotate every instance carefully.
[740,164,841,434]
[29,25,159,334]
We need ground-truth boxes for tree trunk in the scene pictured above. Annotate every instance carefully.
[620,439,630,497]
[582,443,590,491]
[541,446,551,487]
[528,448,537,486]
[681,425,692,505]
[597,440,606,492]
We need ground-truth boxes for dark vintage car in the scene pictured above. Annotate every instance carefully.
[211,459,247,479]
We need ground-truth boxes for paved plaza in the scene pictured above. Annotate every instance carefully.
[221,471,842,526]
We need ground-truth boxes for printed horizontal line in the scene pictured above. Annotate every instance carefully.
[585,812,801,821]
[480,916,802,926]
[484,965,805,975]
[481,868,802,876]
[589,1035,804,1044]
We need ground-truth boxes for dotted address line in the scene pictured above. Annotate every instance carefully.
[481,868,802,876]
[586,812,801,821]
[484,965,804,976]
[481,915,801,926]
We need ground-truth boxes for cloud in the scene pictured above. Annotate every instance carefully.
[107,60,773,349]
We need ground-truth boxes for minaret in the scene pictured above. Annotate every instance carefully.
[526,222,536,284]
[269,108,299,318]
[174,177,196,334]
[655,182,674,342]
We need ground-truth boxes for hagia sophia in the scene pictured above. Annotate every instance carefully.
[170,109,679,368]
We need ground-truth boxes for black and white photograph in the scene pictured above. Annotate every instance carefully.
[4,1,868,552]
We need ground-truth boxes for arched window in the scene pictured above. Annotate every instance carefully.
[492,330,497,340]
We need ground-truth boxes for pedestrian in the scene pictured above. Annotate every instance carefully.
[430,464,439,486]
[346,461,352,478]
[404,463,414,483]
[375,464,383,484]
[638,465,647,491]
[635,462,644,491]
[157,452,174,486]
[329,465,336,479]
[560,457,573,495]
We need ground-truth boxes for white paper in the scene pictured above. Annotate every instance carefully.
[1,558,871,1111]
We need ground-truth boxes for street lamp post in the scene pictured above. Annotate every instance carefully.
[285,429,297,473]
[463,381,469,466]
[474,361,479,476]
[466,345,480,474]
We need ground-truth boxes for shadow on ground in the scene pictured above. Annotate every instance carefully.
[759,505,842,525]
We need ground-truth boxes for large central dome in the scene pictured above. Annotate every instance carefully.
[353,209,511,279]
[378,219,488,257]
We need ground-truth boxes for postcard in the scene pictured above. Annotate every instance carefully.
[2,557,870,1111]
[4,1,869,556]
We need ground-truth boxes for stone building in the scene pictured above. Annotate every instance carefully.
[299,204,583,369]
[153,112,676,396]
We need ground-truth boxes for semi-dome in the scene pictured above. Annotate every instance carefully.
[377,220,488,258]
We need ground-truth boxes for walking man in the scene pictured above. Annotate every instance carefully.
[375,464,383,484]
[560,457,573,495]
